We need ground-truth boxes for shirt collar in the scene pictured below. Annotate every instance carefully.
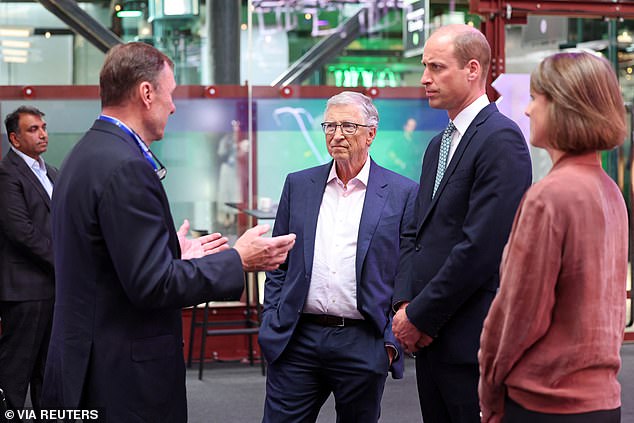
[327,155,371,187]
[11,145,45,171]
[451,94,490,136]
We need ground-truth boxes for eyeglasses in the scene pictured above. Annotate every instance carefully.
[143,148,167,180]
[320,121,372,135]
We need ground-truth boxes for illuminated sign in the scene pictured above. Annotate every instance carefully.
[403,0,426,58]
[329,66,399,88]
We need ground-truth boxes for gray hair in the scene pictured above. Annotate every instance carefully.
[325,91,379,127]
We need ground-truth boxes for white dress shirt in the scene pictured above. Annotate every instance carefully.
[11,146,53,198]
[446,94,490,164]
[303,157,371,319]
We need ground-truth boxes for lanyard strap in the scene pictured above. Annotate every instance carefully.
[98,115,161,171]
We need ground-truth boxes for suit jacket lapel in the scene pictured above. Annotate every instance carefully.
[8,149,52,209]
[46,163,58,185]
[355,160,387,285]
[303,162,332,277]
[418,103,496,233]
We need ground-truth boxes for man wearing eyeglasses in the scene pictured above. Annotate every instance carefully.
[41,42,296,423]
[259,91,418,422]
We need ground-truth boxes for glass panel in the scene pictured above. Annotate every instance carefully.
[255,97,447,204]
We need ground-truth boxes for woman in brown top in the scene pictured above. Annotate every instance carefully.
[478,52,628,423]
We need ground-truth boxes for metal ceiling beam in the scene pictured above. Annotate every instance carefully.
[37,0,122,53]
[471,0,634,98]
[271,8,367,87]
[471,0,634,19]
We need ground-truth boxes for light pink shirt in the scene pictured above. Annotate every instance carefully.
[303,157,371,319]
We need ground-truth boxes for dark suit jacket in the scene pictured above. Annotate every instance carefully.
[0,149,57,301]
[394,103,532,364]
[258,159,418,379]
[41,119,245,422]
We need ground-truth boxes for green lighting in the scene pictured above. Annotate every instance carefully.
[117,10,143,18]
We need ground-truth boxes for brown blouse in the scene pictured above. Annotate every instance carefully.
[478,152,628,421]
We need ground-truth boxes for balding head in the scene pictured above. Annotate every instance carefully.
[430,24,491,84]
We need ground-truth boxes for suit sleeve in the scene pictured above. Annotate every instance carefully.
[0,163,53,271]
[97,158,244,309]
[479,192,560,419]
[392,138,437,312]
[385,180,418,377]
[407,125,531,335]
[262,175,291,317]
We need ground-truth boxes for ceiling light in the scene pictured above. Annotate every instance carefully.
[1,40,30,48]
[3,56,28,63]
[0,28,32,37]
[2,48,28,57]
[117,10,143,18]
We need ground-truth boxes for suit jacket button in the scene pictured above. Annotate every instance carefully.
[415,244,421,251]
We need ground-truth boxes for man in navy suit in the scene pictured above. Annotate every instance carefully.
[392,24,532,422]
[0,106,57,418]
[259,91,418,422]
[41,42,295,422]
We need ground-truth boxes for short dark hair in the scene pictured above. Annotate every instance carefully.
[4,105,45,136]
[99,42,174,108]
[530,51,625,153]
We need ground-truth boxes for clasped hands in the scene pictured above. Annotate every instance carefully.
[392,302,433,354]
[178,220,296,272]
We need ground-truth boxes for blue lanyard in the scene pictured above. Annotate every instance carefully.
[98,115,162,172]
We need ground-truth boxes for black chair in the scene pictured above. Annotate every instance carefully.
[186,274,265,380]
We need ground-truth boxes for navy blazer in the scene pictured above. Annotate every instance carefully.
[42,119,245,422]
[394,103,532,364]
[0,149,57,301]
[258,159,418,379]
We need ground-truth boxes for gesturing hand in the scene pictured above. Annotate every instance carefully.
[177,219,230,260]
[233,224,296,272]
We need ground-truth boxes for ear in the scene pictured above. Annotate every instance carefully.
[139,81,153,109]
[366,126,377,146]
[466,59,481,82]
[8,132,19,148]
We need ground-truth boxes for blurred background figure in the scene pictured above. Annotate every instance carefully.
[0,106,57,420]
[216,119,242,234]
[479,51,628,423]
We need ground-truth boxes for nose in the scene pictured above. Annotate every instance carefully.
[524,103,531,117]
[330,125,348,140]
[421,68,431,86]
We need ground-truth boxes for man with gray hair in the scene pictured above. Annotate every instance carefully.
[259,91,418,422]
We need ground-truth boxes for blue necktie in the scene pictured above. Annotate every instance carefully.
[432,121,456,198]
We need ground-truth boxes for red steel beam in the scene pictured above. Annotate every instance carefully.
[470,0,634,98]
[471,0,634,18]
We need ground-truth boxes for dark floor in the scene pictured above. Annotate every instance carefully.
[186,343,634,423]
